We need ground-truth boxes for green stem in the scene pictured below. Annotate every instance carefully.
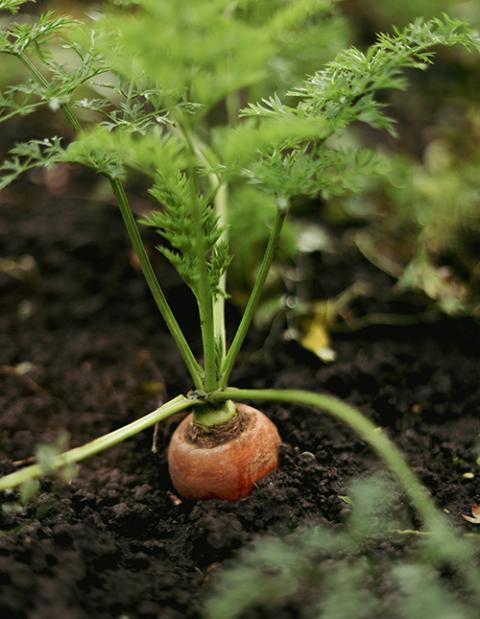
[193,399,236,429]
[220,201,288,386]
[188,169,218,392]
[177,126,228,367]
[210,387,440,527]
[16,53,203,390]
[213,181,228,359]
[178,118,218,392]
[110,179,204,389]
[18,53,81,131]
[187,134,228,363]
[0,395,202,491]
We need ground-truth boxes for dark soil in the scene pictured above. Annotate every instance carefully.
[1,186,479,619]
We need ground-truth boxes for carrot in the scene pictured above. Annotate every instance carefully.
[168,403,281,501]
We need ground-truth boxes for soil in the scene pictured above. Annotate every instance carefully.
[1,184,479,619]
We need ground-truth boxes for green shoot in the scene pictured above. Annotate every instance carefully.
[0,395,200,492]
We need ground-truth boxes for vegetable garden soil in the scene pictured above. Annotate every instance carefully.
[1,188,479,619]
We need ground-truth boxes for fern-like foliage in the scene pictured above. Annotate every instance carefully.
[243,147,390,198]
[0,79,44,124]
[92,0,275,114]
[0,137,64,191]
[40,40,108,104]
[217,14,480,199]
[64,126,186,179]
[141,174,230,300]
[0,13,106,120]
[0,11,76,56]
[0,0,34,14]
[286,14,480,135]
[75,81,170,136]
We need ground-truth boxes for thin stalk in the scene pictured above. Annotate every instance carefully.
[220,202,288,386]
[210,387,440,527]
[212,181,228,359]
[192,137,229,361]
[178,118,218,392]
[187,164,218,392]
[18,54,81,131]
[0,394,202,491]
[110,179,203,389]
[177,126,228,365]
[16,53,203,390]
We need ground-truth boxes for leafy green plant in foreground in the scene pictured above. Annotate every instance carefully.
[205,477,480,619]
[0,0,478,526]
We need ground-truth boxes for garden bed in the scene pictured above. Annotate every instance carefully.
[0,191,479,618]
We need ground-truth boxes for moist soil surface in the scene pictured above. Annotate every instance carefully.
[0,189,479,619]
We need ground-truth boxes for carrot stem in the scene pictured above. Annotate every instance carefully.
[220,200,288,386]
[0,395,203,491]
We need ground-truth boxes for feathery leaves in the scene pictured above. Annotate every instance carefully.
[288,14,480,136]
[0,0,34,14]
[0,11,77,56]
[142,173,229,300]
[0,137,64,190]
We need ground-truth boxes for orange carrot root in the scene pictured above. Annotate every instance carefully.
[168,403,281,501]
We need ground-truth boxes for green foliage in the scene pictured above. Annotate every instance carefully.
[75,82,170,135]
[0,11,76,56]
[1,1,479,387]
[0,78,43,123]
[205,477,480,619]
[244,146,390,199]
[241,0,350,95]
[213,14,479,204]
[64,126,185,179]
[245,14,480,136]
[93,0,275,112]
[1,432,74,513]
[39,38,107,103]
[0,137,64,190]
[0,14,105,122]
[141,173,229,300]
[0,0,34,15]
[92,0,349,115]
[352,143,480,317]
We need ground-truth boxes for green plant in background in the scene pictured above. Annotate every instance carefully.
[354,0,480,28]
[322,0,480,324]
[0,0,478,527]
[353,151,480,316]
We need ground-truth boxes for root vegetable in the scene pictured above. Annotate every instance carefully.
[168,403,281,501]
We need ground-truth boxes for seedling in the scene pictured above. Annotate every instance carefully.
[0,0,478,522]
